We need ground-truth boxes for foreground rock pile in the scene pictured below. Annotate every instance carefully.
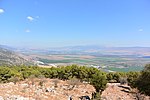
[0,79,149,100]
[0,78,94,100]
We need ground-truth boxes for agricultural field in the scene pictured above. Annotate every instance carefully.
[31,54,150,72]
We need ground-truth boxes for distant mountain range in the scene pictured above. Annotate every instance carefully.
[1,44,150,60]
[13,45,150,57]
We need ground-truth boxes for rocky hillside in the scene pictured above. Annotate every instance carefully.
[101,83,150,100]
[0,47,30,66]
[0,78,95,100]
[0,78,149,100]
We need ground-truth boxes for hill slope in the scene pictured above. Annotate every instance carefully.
[0,79,149,100]
[0,78,95,100]
[0,47,30,65]
[101,83,150,100]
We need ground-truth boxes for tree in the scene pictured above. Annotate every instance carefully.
[0,67,12,83]
[126,71,140,87]
[106,72,114,81]
[90,71,107,94]
[135,64,150,96]
[89,70,107,100]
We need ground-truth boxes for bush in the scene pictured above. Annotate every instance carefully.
[91,92,101,100]
[90,71,107,94]
[0,67,13,83]
[135,64,150,96]
[119,77,127,85]
[126,71,140,88]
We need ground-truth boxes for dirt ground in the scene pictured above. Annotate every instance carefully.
[0,79,149,100]
[101,83,150,100]
[0,78,94,100]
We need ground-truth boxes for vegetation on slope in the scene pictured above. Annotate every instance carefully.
[0,65,107,99]
[134,64,150,96]
[0,64,149,98]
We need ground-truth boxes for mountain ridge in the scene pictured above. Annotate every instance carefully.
[0,46,31,66]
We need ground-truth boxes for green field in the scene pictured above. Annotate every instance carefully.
[37,55,150,72]
[107,66,144,72]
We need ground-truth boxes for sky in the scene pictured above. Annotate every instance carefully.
[0,0,150,48]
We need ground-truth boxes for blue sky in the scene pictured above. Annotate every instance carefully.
[0,0,150,48]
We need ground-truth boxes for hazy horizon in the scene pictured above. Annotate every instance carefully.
[2,44,150,50]
[0,0,150,48]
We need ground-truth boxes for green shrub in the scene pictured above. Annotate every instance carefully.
[126,71,140,88]
[90,71,107,94]
[135,64,150,96]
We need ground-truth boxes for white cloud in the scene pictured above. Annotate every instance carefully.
[25,29,31,33]
[0,9,4,14]
[138,28,143,32]
[27,16,34,21]
[27,16,39,22]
